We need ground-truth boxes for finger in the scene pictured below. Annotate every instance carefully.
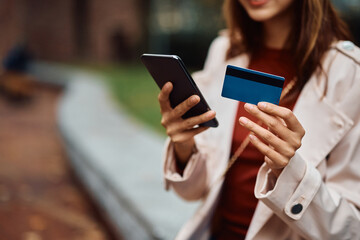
[266,126,297,153]
[158,82,173,113]
[171,95,200,119]
[244,103,302,148]
[264,157,285,176]
[244,103,291,141]
[239,116,283,147]
[249,134,289,169]
[182,110,216,130]
[257,102,305,136]
[239,117,294,157]
[167,110,216,135]
[244,103,302,150]
[171,126,210,143]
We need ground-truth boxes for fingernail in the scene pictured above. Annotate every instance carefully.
[207,110,215,117]
[191,95,199,103]
[244,103,254,111]
[258,102,267,109]
[249,134,256,141]
[164,82,171,90]
[239,117,248,125]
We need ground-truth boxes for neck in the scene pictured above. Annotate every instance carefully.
[263,8,293,49]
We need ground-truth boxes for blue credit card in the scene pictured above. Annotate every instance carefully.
[221,65,285,105]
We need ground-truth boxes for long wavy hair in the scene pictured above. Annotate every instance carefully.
[223,0,352,99]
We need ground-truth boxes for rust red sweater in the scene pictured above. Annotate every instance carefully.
[211,47,298,239]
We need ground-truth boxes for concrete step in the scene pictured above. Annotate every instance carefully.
[29,62,199,240]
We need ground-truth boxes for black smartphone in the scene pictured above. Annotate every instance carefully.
[141,54,218,128]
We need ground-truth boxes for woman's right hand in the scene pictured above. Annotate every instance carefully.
[158,82,216,165]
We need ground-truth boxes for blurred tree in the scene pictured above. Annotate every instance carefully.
[137,0,151,56]
[74,0,89,58]
[148,0,224,68]
[331,0,360,45]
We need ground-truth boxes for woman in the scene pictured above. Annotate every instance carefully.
[159,0,360,239]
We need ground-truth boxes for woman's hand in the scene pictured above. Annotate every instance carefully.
[239,102,305,176]
[158,82,216,164]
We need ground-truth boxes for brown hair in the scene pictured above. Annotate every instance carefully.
[223,0,352,99]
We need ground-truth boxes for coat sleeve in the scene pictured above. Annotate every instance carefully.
[162,33,229,201]
[254,45,360,239]
[255,148,360,239]
[162,138,208,201]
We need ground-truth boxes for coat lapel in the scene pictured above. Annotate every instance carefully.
[293,77,354,167]
[247,71,354,239]
[245,201,273,240]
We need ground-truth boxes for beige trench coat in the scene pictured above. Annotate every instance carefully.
[163,34,360,240]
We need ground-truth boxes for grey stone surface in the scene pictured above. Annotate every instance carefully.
[29,62,199,240]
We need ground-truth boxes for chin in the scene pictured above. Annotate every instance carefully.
[246,9,277,22]
[239,0,295,23]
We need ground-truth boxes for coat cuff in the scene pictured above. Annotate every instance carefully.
[255,152,322,220]
[162,139,207,199]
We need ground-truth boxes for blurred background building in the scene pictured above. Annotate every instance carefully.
[0,0,149,63]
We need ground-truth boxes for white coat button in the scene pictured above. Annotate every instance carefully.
[342,41,355,51]
[332,116,344,128]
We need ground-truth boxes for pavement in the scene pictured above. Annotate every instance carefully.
[29,62,199,240]
[0,82,117,240]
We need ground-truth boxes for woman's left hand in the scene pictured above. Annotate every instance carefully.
[239,102,305,176]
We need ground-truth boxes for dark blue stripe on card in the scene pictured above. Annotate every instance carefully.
[226,66,284,88]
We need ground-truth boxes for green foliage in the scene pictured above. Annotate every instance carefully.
[82,63,165,134]
[104,64,164,133]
